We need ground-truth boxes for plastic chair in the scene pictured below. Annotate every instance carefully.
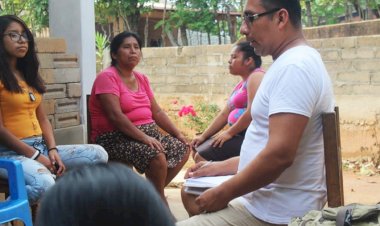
[0,159,33,226]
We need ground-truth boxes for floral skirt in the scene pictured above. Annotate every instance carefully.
[95,123,187,173]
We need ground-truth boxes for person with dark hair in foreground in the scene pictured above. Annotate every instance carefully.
[177,0,334,225]
[36,163,175,226]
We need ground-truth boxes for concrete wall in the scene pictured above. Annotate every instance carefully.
[49,0,96,144]
[36,38,84,144]
[304,19,380,39]
[136,35,380,159]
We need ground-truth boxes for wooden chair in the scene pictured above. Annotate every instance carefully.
[86,94,93,144]
[322,106,344,207]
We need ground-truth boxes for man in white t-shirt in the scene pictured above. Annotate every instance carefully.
[178,0,334,225]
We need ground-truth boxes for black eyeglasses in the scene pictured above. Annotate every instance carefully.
[243,8,281,24]
[3,32,29,42]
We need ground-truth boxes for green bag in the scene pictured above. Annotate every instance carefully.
[289,203,380,226]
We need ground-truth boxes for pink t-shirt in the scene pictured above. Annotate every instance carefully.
[227,67,265,125]
[90,66,154,141]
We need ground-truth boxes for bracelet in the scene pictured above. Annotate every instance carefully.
[30,150,40,160]
[48,147,58,152]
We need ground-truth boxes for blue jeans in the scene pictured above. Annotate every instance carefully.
[0,136,108,205]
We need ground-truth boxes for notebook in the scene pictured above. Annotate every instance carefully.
[183,175,234,195]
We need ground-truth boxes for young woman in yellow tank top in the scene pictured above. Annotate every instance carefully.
[0,15,108,206]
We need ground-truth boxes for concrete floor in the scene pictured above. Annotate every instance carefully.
[166,188,189,221]
[166,169,189,221]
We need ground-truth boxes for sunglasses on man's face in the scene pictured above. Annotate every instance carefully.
[242,8,281,24]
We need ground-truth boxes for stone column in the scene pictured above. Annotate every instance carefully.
[49,0,96,143]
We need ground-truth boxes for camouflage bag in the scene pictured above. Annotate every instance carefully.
[289,203,380,226]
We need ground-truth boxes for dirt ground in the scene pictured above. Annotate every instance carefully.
[343,170,380,204]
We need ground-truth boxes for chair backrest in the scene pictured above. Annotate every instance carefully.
[86,94,92,144]
[0,159,33,226]
[0,159,27,200]
[322,106,344,207]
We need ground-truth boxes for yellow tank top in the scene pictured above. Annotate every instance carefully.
[0,80,43,139]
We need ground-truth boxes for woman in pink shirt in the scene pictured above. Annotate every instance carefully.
[191,42,264,163]
[90,32,189,205]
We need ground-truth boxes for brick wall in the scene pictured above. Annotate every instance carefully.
[36,38,83,144]
[136,35,380,159]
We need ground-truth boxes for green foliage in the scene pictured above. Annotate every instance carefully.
[183,102,220,134]
[300,0,380,26]
[301,0,346,26]
[95,0,158,32]
[0,0,49,32]
[95,31,110,71]
[157,0,234,39]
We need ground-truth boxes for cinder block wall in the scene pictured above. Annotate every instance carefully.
[36,38,84,144]
[137,35,380,159]
[304,19,380,39]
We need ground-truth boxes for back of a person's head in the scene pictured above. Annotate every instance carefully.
[260,0,302,29]
[36,163,175,226]
[235,41,262,69]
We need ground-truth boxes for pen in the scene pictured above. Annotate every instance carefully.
[199,160,213,169]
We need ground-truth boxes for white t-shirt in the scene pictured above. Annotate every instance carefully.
[238,45,335,224]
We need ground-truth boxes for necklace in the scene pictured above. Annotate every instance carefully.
[29,90,36,102]
[22,86,36,102]
[14,71,36,102]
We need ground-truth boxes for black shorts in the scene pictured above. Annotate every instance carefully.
[195,130,245,161]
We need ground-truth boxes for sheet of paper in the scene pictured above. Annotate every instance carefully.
[184,175,234,188]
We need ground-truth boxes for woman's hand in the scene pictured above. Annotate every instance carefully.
[176,133,189,145]
[35,154,55,174]
[48,149,66,177]
[190,135,206,149]
[212,131,233,148]
[142,135,164,151]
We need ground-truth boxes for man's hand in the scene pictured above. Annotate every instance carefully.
[185,161,215,178]
[195,184,231,213]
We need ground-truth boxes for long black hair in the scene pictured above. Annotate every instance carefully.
[235,41,262,70]
[0,15,45,93]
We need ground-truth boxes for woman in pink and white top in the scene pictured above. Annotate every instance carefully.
[89,31,189,205]
[191,41,264,162]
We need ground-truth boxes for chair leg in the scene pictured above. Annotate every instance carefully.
[31,204,38,223]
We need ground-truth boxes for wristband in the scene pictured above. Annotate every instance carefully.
[48,147,58,152]
[30,150,41,160]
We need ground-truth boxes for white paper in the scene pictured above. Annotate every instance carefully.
[183,175,234,195]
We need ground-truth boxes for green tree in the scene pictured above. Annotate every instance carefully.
[300,0,380,27]
[0,0,49,32]
[94,0,158,34]
[156,0,240,46]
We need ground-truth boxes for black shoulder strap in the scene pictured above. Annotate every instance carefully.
[336,204,355,226]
